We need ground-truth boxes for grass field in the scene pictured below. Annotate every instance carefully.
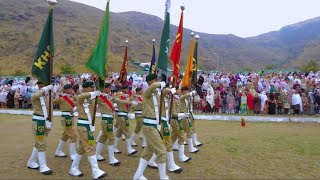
[1,114,320,179]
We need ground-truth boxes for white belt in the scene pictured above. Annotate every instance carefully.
[78,120,90,124]
[61,112,71,116]
[117,112,128,116]
[32,115,46,121]
[135,111,142,114]
[101,114,113,118]
[143,118,158,125]
[161,117,168,121]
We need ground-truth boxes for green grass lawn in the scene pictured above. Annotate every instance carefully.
[1,114,320,179]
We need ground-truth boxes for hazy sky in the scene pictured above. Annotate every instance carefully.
[69,0,320,37]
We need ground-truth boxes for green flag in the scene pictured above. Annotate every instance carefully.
[85,1,110,89]
[31,7,54,84]
[157,0,170,82]
[192,40,198,84]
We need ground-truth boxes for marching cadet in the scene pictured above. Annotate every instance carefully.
[113,85,138,155]
[69,81,105,179]
[27,80,53,175]
[180,87,199,153]
[95,83,120,166]
[133,74,170,180]
[130,87,146,148]
[53,84,78,160]
[160,86,183,173]
[170,87,192,162]
[189,94,203,147]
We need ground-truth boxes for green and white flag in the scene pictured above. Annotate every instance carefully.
[157,0,171,82]
[85,1,110,89]
[31,7,54,84]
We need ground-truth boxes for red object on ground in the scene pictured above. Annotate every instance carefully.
[241,122,246,127]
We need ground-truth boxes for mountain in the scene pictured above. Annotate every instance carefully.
[0,0,319,76]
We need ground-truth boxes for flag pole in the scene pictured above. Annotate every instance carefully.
[168,5,184,124]
[47,0,56,123]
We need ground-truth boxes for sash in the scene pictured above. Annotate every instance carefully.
[99,95,114,112]
[152,92,160,131]
[83,99,94,131]
[61,95,75,108]
[120,95,129,111]
[40,96,48,119]
[137,96,143,102]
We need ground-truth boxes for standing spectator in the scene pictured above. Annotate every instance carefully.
[6,88,14,108]
[213,91,221,113]
[206,85,214,113]
[276,94,283,114]
[308,92,315,115]
[18,95,23,109]
[14,88,21,108]
[301,93,310,115]
[253,93,261,114]
[314,90,320,115]
[268,93,276,115]
[291,90,303,114]
[226,91,235,114]
[247,92,255,114]
[240,92,247,114]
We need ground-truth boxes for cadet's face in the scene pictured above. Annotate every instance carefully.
[123,88,129,94]
[137,90,143,95]
[65,88,73,94]
[104,87,111,93]
[84,86,95,92]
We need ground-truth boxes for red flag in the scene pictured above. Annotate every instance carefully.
[119,45,128,85]
[170,11,183,86]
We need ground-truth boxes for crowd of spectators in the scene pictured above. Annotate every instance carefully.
[1,70,320,115]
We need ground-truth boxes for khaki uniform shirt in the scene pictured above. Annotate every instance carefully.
[31,89,49,116]
[97,93,114,115]
[180,93,191,113]
[113,92,133,113]
[142,82,162,118]
[53,94,76,114]
[77,92,95,120]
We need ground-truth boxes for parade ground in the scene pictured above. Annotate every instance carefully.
[1,114,320,179]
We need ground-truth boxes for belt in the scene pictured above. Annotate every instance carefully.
[61,111,71,116]
[143,118,158,125]
[78,120,90,125]
[101,114,113,118]
[161,116,168,121]
[32,115,46,121]
[135,111,142,114]
[117,112,128,116]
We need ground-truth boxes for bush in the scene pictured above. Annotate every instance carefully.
[60,62,75,74]
[300,60,319,73]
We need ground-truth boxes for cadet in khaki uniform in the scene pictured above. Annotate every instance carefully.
[160,86,183,173]
[180,87,199,153]
[53,84,78,160]
[113,85,138,155]
[95,83,120,166]
[133,74,169,180]
[130,87,146,148]
[27,81,53,175]
[170,88,192,162]
[69,81,105,179]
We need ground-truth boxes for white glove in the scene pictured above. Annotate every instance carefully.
[90,91,100,99]
[178,113,187,120]
[73,107,77,112]
[170,88,176,94]
[90,125,95,132]
[131,100,138,106]
[45,120,52,129]
[190,90,197,96]
[128,113,135,119]
[160,81,166,90]
[185,112,190,117]
[113,103,118,108]
[42,85,53,93]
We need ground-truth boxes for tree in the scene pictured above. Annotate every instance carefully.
[264,64,275,70]
[300,60,319,73]
[60,62,75,75]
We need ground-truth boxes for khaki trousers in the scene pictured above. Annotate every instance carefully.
[115,115,131,139]
[182,118,193,138]
[60,117,77,143]
[76,126,95,156]
[32,121,50,152]
[98,118,115,145]
[141,126,166,163]
[170,119,185,145]
[134,115,143,134]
